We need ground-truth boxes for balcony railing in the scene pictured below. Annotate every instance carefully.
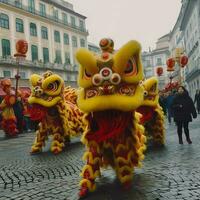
[0,56,78,73]
[0,0,88,34]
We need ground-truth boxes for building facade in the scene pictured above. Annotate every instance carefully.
[88,42,100,54]
[169,2,186,86]
[180,0,200,99]
[142,34,170,90]
[0,0,88,87]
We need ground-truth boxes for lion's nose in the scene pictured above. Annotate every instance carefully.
[33,86,43,97]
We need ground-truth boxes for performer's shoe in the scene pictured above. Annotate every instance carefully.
[123,180,132,190]
[79,186,88,198]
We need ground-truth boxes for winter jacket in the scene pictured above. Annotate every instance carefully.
[194,93,200,108]
[171,92,197,122]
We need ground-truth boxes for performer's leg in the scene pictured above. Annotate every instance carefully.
[31,123,47,153]
[79,141,101,197]
[114,140,133,189]
[51,130,65,154]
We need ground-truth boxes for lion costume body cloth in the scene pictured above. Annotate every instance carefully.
[76,38,147,197]
[28,71,85,154]
[137,77,165,145]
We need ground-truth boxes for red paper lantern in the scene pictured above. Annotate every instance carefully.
[16,40,28,55]
[166,58,175,71]
[180,55,188,68]
[156,67,163,76]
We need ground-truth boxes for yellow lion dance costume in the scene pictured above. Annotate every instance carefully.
[28,71,85,154]
[137,77,165,145]
[76,38,146,197]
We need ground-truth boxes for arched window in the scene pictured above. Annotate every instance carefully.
[30,23,37,36]
[2,39,11,58]
[0,13,9,29]
[16,18,24,33]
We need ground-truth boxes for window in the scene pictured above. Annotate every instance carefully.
[0,13,9,29]
[15,0,22,8]
[54,31,60,43]
[31,45,38,61]
[55,50,62,64]
[39,3,46,17]
[2,39,10,57]
[70,16,76,27]
[43,48,49,63]
[72,36,77,47]
[80,39,85,47]
[65,52,70,64]
[30,23,37,36]
[3,70,11,78]
[64,33,69,45]
[41,26,48,39]
[28,0,35,13]
[156,58,162,65]
[62,13,68,25]
[16,18,24,33]
[53,9,59,21]
[19,71,26,79]
[79,20,84,31]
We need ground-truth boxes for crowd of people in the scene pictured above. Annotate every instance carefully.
[0,90,37,136]
[159,86,198,144]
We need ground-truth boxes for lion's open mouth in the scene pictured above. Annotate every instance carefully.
[144,96,156,101]
[29,104,48,121]
[86,110,132,142]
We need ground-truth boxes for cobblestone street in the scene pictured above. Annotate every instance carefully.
[0,116,200,200]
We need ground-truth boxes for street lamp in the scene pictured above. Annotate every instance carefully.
[14,40,28,98]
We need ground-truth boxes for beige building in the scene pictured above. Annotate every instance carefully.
[0,0,88,88]
[142,34,170,90]
[180,0,200,99]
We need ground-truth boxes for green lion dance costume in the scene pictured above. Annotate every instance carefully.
[28,71,85,154]
[137,77,165,145]
[76,38,146,197]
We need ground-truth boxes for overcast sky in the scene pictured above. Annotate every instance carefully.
[68,0,182,51]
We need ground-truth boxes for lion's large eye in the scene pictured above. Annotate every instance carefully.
[47,81,59,91]
[84,69,92,79]
[124,57,137,76]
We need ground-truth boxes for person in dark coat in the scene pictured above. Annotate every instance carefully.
[194,89,200,114]
[13,96,24,134]
[171,86,197,144]
[159,91,167,115]
[166,91,175,124]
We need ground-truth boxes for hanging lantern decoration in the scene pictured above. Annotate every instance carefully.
[156,67,163,76]
[15,39,28,57]
[180,55,188,68]
[166,58,175,71]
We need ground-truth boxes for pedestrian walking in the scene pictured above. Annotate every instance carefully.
[171,86,197,144]
[166,90,175,124]
[194,89,200,114]
[159,91,167,115]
